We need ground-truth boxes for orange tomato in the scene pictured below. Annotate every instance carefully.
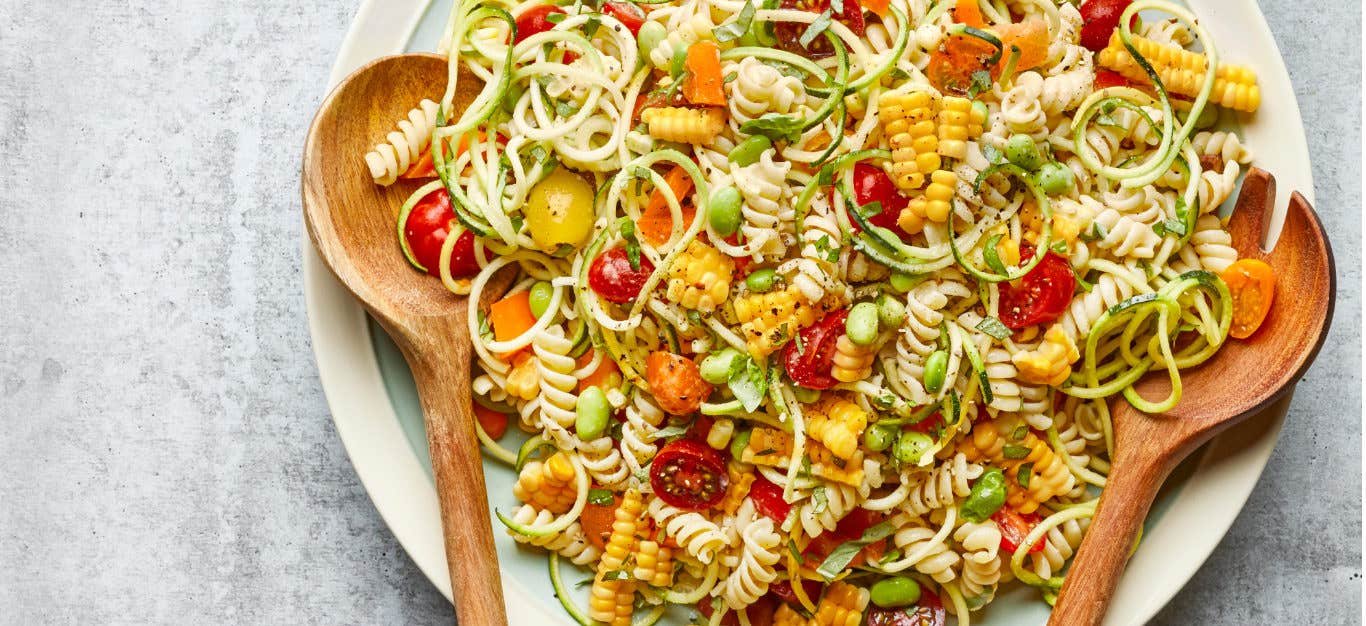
[682,41,726,107]
[926,34,1000,96]
[473,403,509,440]
[996,18,1049,72]
[1221,258,1276,339]
[580,492,619,550]
[862,0,890,19]
[645,351,713,415]
[639,165,697,246]
[490,291,538,359]
[951,0,986,27]
[576,350,622,392]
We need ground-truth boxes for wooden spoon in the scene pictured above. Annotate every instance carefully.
[302,53,510,625]
[1048,167,1335,625]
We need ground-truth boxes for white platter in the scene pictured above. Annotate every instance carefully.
[302,1,1315,622]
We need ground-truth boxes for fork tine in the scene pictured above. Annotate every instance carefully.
[1225,167,1276,256]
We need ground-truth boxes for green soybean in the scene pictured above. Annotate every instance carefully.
[863,426,894,452]
[745,268,779,293]
[729,428,752,460]
[727,135,772,167]
[700,348,742,385]
[923,350,948,393]
[870,576,922,608]
[1005,134,1044,171]
[670,42,689,76]
[846,302,880,346]
[709,187,743,236]
[575,387,610,440]
[971,100,989,125]
[894,432,933,463]
[792,387,821,404]
[875,293,906,329]
[889,272,917,293]
[637,22,667,65]
[1035,161,1075,196]
[528,281,555,318]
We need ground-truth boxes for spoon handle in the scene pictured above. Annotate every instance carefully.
[1048,451,1172,626]
[407,336,508,625]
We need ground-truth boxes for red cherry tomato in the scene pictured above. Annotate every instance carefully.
[588,247,655,303]
[473,404,509,440]
[750,475,792,523]
[650,439,729,510]
[903,412,944,434]
[603,1,647,36]
[998,250,1076,330]
[404,188,482,278]
[514,5,566,44]
[850,162,912,241]
[775,0,865,56]
[925,33,999,96]
[1094,68,1132,90]
[1079,0,1135,52]
[768,579,824,607]
[992,506,1046,555]
[783,310,848,390]
[865,589,946,626]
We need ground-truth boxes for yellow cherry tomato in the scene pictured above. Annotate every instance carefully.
[525,168,595,251]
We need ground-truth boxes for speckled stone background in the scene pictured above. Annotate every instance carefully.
[0,1,1359,624]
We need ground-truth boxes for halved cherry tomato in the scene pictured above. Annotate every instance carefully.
[603,1,647,36]
[861,0,890,19]
[404,188,482,278]
[926,33,1000,96]
[949,0,985,28]
[866,589,946,626]
[645,351,713,415]
[682,41,727,107]
[775,0,865,56]
[650,439,729,510]
[1221,258,1276,339]
[750,475,793,522]
[995,18,1050,72]
[514,5,565,44]
[1079,0,1135,52]
[850,162,912,241]
[588,247,655,303]
[768,579,825,608]
[1094,68,1132,90]
[993,506,1046,555]
[998,250,1076,330]
[697,594,777,626]
[473,404,510,440]
[783,310,848,390]
[581,489,619,550]
[724,233,753,276]
[803,508,880,565]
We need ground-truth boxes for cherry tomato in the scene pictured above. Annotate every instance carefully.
[473,404,509,440]
[768,579,824,607]
[750,475,793,522]
[865,589,945,626]
[902,412,944,435]
[404,188,481,278]
[783,310,848,390]
[775,0,865,56]
[645,351,713,416]
[603,1,647,36]
[588,247,655,303]
[1079,0,1135,52]
[581,490,620,550]
[1094,68,1132,90]
[514,5,566,45]
[992,506,1046,555]
[851,162,912,240]
[803,507,879,560]
[1221,258,1276,339]
[998,250,1076,330]
[925,33,999,96]
[650,439,729,510]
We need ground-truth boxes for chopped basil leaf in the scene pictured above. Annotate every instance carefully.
[968,70,992,98]
[815,522,898,580]
[1010,425,1028,441]
[728,356,769,412]
[983,233,1008,276]
[959,468,1007,522]
[618,217,643,270]
[976,316,1013,341]
[1002,444,1031,459]
[788,539,804,564]
[798,9,833,49]
[587,488,615,506]
[739,113,806,143]
[712,0,756,42]
[1017,462,1034,488]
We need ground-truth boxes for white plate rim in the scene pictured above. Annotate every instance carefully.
[301,1,1316,622]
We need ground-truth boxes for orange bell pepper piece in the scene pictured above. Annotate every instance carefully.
[995,18,1049,72]
[1221,258,1276,339]
[951,0,986,28]
[681,41,726,107]
[638,165,697,246]
[862,0,890,19]
[490,291,538,359]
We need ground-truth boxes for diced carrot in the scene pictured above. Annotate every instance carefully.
[1221,258,1276,339]
[951,0,986,27]
[401,148,437,180]
[473,403,509,440]
[995,18,1049,71]
[639,165,697,246]
[577,351,622,392]
[681,41,726,107]
[490,291,538,359]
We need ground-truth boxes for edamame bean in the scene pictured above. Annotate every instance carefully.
[528,281,555,318]
[792,387,821,404]
[709,187,743,236]
[971,100,989,125]
[889,272,916,293]
[637,22,667,63]
[846,302,880,346]
[670,42,689,76]
[875,293,906,329]
[575,387,610,439]
[1005,134,1044,171]
[729,428,752,460]
[923,350,948,393]
[863,426,894,452]
[870,576,922,608]
[727,135,773,167]
[700,348,742,384]
[745,268,779,293]
[1035,161,1074,195]
[894,432,933,463]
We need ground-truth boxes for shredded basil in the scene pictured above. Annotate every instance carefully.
[983,234,1008,276]
[815,522,898,580]
[798,9,833,49]
[712,0,756,42]
[976,316,1012,341]
[618,217,643,270]
[960,468,1007,522]
[588,488,615,506]
[1017,462,1034,488]
[1003,444,1030,459]
[728,356,768,412]
[739,113,806,143]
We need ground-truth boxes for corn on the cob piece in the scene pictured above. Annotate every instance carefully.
[880,90,940,191]
[773,602,809,626]
[1098,32,1260,112]
[1011,324,1080,386]
[810,581,870,626]
[666,241,734,313]
[706,418,736,450]
[732,284,828,357]
[897,170,957,235]
[741,428,796,466]
[831,334,877,384]
[632,540,674,587]
[505,352,541,401]
[806,444,866,487]
[805,396,869,460]
[720,460,757,516]
[512,452,578,513]
[741,427,864,486]
[937,96,978,160]
[588,571,635,626]
[641,106,727,143]
[600,488,645,571]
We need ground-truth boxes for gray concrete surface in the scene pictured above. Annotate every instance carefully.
[0,1,1359,624]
